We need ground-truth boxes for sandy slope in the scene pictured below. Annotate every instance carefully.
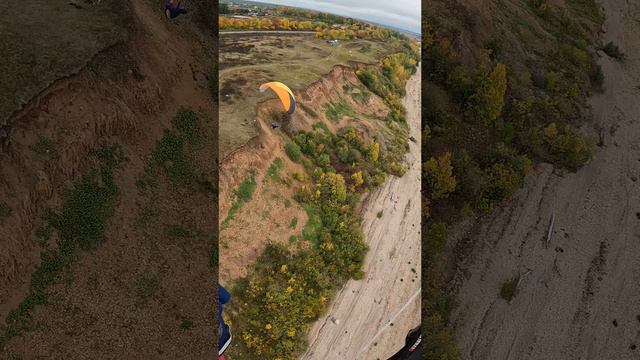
[301,64,422,360]
[450,2,640,359]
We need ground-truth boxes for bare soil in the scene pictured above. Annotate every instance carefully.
[0,0,131,128]
[0,0,216,358]
[449,1,640,359]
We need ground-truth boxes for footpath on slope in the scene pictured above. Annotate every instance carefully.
[302,64,422,360]
[449,2,640,360]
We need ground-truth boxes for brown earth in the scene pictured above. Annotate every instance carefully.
[448,1,640,359]
[0,0,131,130]
[218,105,309,282]
[0,0,216,358]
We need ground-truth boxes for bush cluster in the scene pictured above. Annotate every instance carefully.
[357,50,419,123]
[420,3,601,356]
[233,95,412,360]
[233,166,368,359]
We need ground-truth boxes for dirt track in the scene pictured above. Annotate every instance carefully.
[451,2,640,359]
[301,64,421,360]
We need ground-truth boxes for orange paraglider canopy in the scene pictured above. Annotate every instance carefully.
[259,82,296,114]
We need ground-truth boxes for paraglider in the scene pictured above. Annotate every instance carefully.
[259,82,296,114]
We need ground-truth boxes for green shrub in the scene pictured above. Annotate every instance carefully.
[601,41,624,60]
[451,151,484,202]
[324,101,357,122]
[567,0,605,23]
[301,203,322,244]
[311,121,329,132]
[31,136,57,155]
[284,141,303,163]
[485,163,523,201]
[171,109,200,144]
[180,318,193,330]
[223,170,257,226]
[500,276,520,302]
[267,157,285,182]
[464,63,507,125]
[151,130,193,186]
[423,312,460,360]
[543,123,593,171]
[356,49,418,123]
[235,170,257,202]
[53,147,121,252]
[424,153,457,200]
[480,143,532,204]
[0,202,11,221]
[423,222,449,273]
[589,64,604,92]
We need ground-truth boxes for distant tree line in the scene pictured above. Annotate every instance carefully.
[219,14,409,41]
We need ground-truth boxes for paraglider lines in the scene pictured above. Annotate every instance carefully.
[355,288,422,359]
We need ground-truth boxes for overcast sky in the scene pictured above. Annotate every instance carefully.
[254,0,421,34]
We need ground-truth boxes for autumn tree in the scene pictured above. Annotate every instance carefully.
[467,63,507,124]
[351,171,364,187]
[370,142,380,162]
[424,152,457,200]
[543,122,593,171]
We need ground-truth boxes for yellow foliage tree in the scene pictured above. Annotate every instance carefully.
[467,62,508,125]
[486,63,508,122]
[423,152,457,200]
[370,142,380,162]
[542,122,558,141]
[351,171,364,187]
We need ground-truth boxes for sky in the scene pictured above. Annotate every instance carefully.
[253,0,421,34]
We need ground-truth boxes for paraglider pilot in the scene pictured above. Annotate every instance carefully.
[165,0,187,19]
